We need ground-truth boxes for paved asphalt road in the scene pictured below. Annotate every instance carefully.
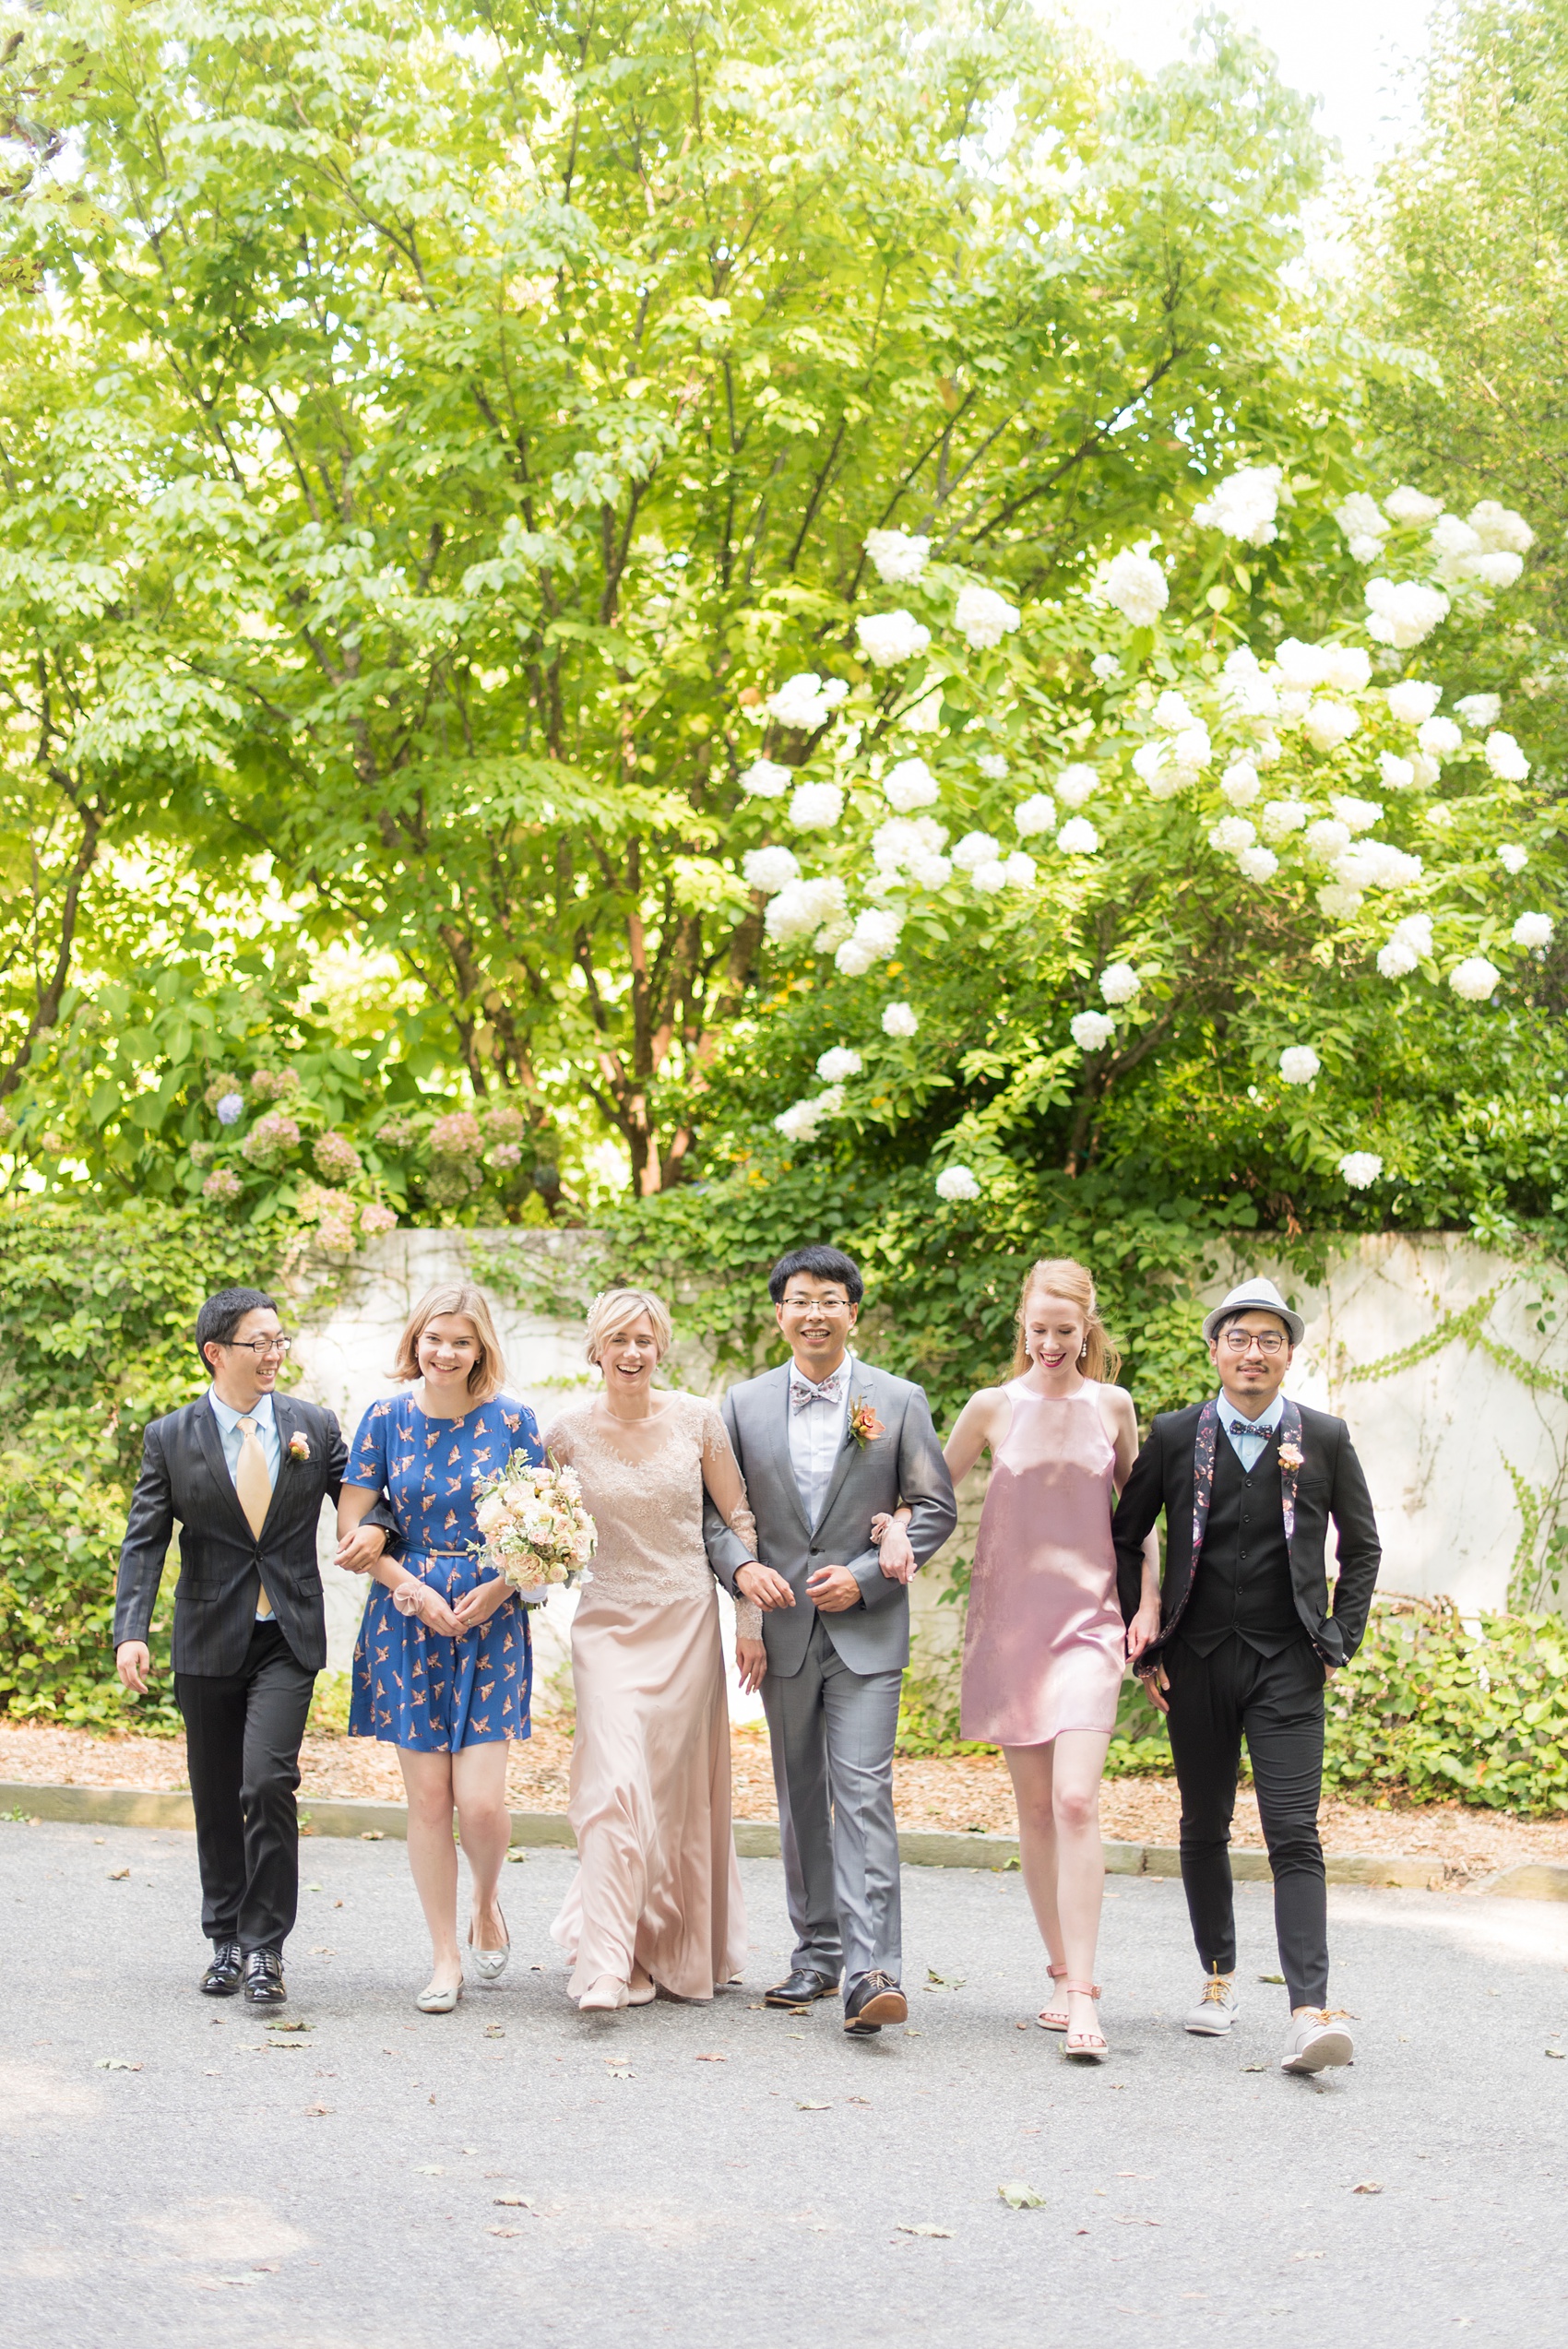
[4,1819,1566,2349]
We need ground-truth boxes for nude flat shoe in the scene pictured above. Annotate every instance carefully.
[416,1977,464,2013]
[1037,1962,1070,2032]
[469,1914,510,1984]
[1062,1980,1107,2063]
[627,1966,656,2006]
[578,1975,630,2012]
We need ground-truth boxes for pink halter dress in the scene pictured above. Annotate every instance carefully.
[959,1380,1126,1747]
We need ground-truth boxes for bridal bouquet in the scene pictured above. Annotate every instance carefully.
[473,1457,597,1600]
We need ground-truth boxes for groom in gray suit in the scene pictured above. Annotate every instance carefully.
[705,1247,956,2034]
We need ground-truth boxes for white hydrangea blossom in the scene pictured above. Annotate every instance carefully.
[1192,464,1282,545]
[1386,680,1443,725]
[882,756,939,813]
[909,851,953,889]
[1334,842,1422,892]
[1220,644,1280,718]
[1303,699,1360,753]
[1100,548,1170,627]
[790,781,843,830]
[1099,963,1141,1005]
[1208,816,1257,854]
[968,860,1007,894]
[742,846,802,896]
[1335,492,1389,564]
[1417,716,1463,761]
[1384,485,1444,525]
[1411,753,1441,789]
[740,757,792,799]
[1305,818,1353,860]
[1153,689,1196,730]
[955,584,1020,650]
[1469,551,1526,589]
[1430,512,1484,572]
[952,830,1001,872]
[1338,1152,1383,1190]
[815,1046,863,1083]
[1071,1009,1117,1051]
[1455,694,1503,730]
[1469,500,1534,555]
[1424,802,1455,828]
[1449,955,1501,1002]
[864,528,931,585]
[1485,730,1530,781]
[1173,723,1213,772]
[1013,793,1057,837]
[872,815,948,876]
[1513,913,1554,950]
[1498,843,1528,875]
[1279,1046,1321,1086]
[1238,845,1279,883]
[976,753,1009,781]
[1366,578,1451,648]
[1275,637,1325,688]
[882,1002,920,1038]
[1090,653,1123,681]
[1331,794,1383,835]
[1002,850,1038,889]
[1378,912,1433,977]
[1260,799,1309,843]
[1379,752,1417,791]
[935,1164,980,1202]
[765,875,848,949]
[856,610,931,667]
[769,672,849,730]
[774,1085,846,1143]
[1220,758,1261,807]
[1055,763,1099,807]
[1133,741,1185,799]
[1317,882,1364,919]
[834,907,904,976]
[1056,817,1100,855]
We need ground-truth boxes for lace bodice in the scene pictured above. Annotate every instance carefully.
[544,1394,763,1637]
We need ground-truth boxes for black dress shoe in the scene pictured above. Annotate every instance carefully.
[764,1967,841,2008]
[200,1940,244,1997]
[843,1972,908,2035]
[243,1949,288,2007]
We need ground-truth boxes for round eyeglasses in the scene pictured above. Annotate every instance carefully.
[1218,1328,1285,1356]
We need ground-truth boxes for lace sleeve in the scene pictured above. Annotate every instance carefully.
[540,1418,575,1467]
[699,1402,763,1640]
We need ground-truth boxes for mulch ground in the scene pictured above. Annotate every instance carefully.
[5,1715,1565,1883]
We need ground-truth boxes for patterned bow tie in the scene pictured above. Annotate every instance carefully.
[792,1370,847,1414]
[1230,1418,1272,1442]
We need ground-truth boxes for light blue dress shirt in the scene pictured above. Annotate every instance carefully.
[209,1389,280,1618]
[1218,1388,1284,1474]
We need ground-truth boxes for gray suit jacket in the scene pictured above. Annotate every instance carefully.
[703,1359,957,1678]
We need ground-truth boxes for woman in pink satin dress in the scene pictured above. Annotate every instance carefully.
[879,1258,1158,2059]
[543,1287,767,2013]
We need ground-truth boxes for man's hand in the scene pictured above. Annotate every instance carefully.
[736,1562,795,1612]
[1138,1659,1171,1716]
[805,1563,861,1614]
[335,1522,387,1574]
[116,1641,150,1695]
[736,1636,767,1695]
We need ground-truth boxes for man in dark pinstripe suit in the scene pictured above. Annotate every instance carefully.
[114,1287,396,2005]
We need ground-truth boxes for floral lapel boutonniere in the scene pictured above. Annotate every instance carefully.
[288,1430,312,1463]
[848,1397,885,1449]
[1277,1441,1304,1473]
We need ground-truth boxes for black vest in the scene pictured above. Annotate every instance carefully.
[1180,1427,1302,1658]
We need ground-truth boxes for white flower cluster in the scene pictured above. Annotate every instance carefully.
[1334,492,1389,565]
[864,528,930,585]
[883,756,939,813]
[857,610,931,668]
[769,672,849,730]
[873,815,950,888]
[836,907,903,976]
[790,781,843,831]
[1099,962,1141,1004]
[1014,793,1056,837]
[934,1164,980,1202]
[1514,913,1554,950]
[1056,817,1099,855]
[1071,1010,1115,1051]
[1449,955,1501,1002]
[1055,763,1098,808]
[1099,548,1169,627]
[977,753,1009,781]
[742,845,801,896]
[765,874,848,950]
[815,1046,862,1083]
[740,757,791,799]
[1220,758,1261,807]
[882,1002,920,1038]
[1192,465,1282,547]
[774,1086,846,1144]
[1338,1152,1383,1190]
[1377,912,1433,977]
[955,584,1020,650]
[1279,1046,1321,1086]
[1336,488,1533,598]
[1365,578,1450,649]
[1486,730,1529,781]
[1498,843,1528,875]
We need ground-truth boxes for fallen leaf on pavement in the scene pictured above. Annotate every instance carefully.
[1547,2048,1565,2060]
[1352,2181,1384,2195]
[796,2100,831,2111]
[416,2165,445,2176]
[94,2058,141,2071]
[695,2053,726,2063]
[304,2104,333,2117]
[108,1869,130,1881]
[1257,1972,1285,1985]
[1241,2062,1268,2072]
[897,2223,953,2238]
[269,2021,312,2034]
[493,2196,534,2208]
[487,2226,519,2237]
[1113,2215,1161,2226]
[998,2182,1046,2210]
[359,1831,385,1842]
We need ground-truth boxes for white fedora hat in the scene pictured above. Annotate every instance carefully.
[1201,1276,1305,1349]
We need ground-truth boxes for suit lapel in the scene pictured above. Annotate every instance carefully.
[1190,1397,1219,1572]
[762,1368,811,1540]
[814,1360,876,1534]
[1277,1396,1302,1560]
[193,1398,255,1542]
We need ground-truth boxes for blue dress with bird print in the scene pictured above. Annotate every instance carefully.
[347,1392,542,1750]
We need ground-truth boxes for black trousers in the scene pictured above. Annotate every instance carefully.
[1163,1633,1328,2009]
[175,1619,316,1953]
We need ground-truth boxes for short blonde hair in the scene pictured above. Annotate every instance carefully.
[584,1287,672,1366]
[390,1282,507,1401]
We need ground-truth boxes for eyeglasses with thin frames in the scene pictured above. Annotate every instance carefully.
[1218,1328,1285,1356]
[222,1336,291,1358]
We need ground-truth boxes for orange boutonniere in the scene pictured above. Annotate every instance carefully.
[849,1397,885,1449]
[1277,1441,1303,1472]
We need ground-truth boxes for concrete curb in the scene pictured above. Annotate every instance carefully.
[6,1780,1565,1899]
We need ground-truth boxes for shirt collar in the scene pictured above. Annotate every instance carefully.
[1216,1389,1285,1435]
[209,1388,277,1433]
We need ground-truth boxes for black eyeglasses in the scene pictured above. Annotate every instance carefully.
[223,1336,291,1358]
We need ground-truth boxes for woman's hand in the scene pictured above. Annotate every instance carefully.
[873,1512,917,1584]
[1125,1596,1162,1663]
[397,1579,464,1637]
[452,1575,513,1635]
[736,1636,767,1695]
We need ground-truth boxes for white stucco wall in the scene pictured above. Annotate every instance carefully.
[283,1227,1568,1705]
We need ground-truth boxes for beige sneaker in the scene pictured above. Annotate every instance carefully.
[1184,1969,1240,2035]
[1281,2011,1354,2072]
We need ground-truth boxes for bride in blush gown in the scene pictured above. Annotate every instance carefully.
[544,1287,771,2012]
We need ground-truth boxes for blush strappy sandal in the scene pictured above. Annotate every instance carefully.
[1062,1980,1107,2062]
[1036,1962,1070,2032]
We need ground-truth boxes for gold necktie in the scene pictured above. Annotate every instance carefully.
[236,1416,275,1619]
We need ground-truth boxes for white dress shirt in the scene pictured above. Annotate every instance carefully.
[209,1389,279,1617]
[788,1355,852,1529]
[1217,1388,1284,1474]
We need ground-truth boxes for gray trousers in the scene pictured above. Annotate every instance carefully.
[761,1613,903,1990]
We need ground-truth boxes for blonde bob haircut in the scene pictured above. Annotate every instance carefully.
[390,1282,507,1402]
[585,1287,673,1367]
[1012,1256,1121,1384]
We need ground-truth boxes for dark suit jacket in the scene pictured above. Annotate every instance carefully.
[1111,1398,1381,1670]
[113,1393,396,1677]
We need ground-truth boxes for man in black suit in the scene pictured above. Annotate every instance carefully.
[114,1287,395,2006]
[1111,1277,1381,2076]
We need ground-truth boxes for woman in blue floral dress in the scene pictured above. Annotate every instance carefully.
[339,1283,542,2011]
